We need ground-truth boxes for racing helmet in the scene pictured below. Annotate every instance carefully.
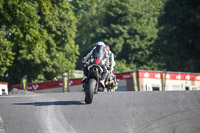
[96,41,106,47]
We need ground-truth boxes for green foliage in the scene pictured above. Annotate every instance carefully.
[72,0,108,69]
[39,0,79,81]
[0,0,78,85]
[115,60,131,73]
[103,0,158,70]
[2,0,199,86]
[37,0,52,13]
[73,0,164,72]
[71,0,112,68]
[155,0,200,72]
[0,26,15,77]
[0,0,47,84]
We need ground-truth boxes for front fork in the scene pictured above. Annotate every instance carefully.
[95,80,99,93]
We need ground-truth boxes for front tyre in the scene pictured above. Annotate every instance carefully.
[85,78,96,104]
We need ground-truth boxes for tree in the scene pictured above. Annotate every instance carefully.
[71,0,108,69]
[0,26,15,77]
[0,0,78,85]
[40,0,79,80]
[0,0,48,84]
[155,0,200,72]
[73,0,164,72]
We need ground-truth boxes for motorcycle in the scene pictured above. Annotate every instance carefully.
[105,75,119,92]
[83,45,107,104]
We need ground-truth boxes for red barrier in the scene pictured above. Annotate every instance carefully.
[138,70,200,81]
[12,81,63,91]
[0,82,8,85]
[12,72,132,91]
[116,72,132,79]
[12,70,200,91]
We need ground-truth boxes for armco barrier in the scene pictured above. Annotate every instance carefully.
[11,70,200,92]
[12,72,133,91]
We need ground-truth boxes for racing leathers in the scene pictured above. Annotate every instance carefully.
[82,46,109,87]
[105,49,115,74]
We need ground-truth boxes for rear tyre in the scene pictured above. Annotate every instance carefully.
[85,78,96,104]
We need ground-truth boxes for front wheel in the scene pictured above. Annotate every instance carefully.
[85,78,96,104]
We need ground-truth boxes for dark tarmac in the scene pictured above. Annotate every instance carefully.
[0,91,200,133]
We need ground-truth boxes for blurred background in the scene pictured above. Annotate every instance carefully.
[0,0,200,87]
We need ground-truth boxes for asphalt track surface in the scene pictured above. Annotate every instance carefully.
[0,91,200,133]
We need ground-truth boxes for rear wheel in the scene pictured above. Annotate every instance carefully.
[85,78,96,104]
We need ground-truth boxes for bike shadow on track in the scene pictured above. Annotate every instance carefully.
[13,101,85,106]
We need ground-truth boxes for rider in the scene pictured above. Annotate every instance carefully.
[82,41,108,87]
[104,45,117,91]
[105,45,116,73]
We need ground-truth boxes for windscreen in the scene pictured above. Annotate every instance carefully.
[92,45,106,65]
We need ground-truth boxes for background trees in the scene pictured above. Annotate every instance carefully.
[100,0,161,71]
[0,0,48,84]
[72,0,165,72]
[0,0,200,85]
[40,0,79,81]
[0,26,15,77]
[154,0,200,72]
[0,0,78,85]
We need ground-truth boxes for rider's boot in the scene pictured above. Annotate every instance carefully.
[100,72,107,88]
[100,80,105,88]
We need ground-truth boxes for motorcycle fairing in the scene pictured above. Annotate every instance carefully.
[93,45,106,65]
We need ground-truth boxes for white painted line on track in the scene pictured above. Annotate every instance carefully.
[0,94,37,98]
[39,104,77,133]
[0,116,6,133]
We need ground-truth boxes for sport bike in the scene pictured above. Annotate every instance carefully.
[83,45,107,104]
